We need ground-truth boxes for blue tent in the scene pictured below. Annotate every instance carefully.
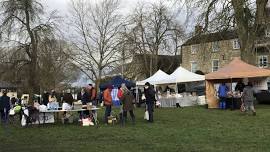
[99,76,135,90]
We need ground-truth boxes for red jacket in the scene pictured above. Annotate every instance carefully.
[117,89,123,100]
[88,88,96,101]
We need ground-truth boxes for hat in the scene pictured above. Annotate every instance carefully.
[145,82,151,86]
[107,85,113,89]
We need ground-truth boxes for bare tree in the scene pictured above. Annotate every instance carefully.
[0,0,58,103]
[67,0,123,90]
[123,2,184,77]
[38,38,80,91]
[179,0,269,64]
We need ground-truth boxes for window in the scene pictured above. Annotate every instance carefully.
[212,41,220,52]
[265,27,270,37]
[212,59,219,72]
[258,56,268,68]
[190,61,198,73]
[232,39,240,49]
[191,45,198,54]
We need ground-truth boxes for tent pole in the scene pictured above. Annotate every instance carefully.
[230,78,233,110]
[176,83,178,94]
[136,86,138,103]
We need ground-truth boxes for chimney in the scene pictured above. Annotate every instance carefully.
[266,1,270,17]
[195,25,203,34]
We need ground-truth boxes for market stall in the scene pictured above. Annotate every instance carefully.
[157,67,205,85]
[206,57,270,109]
[155,67,205,107]
[159,94,199,107]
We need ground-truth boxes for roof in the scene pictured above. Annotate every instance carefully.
[0,81,17,89]
[156,67,205,84]
[182,30,238,46]
[105,54,181,80]
[136,70,169,85]
[206,57,270,80]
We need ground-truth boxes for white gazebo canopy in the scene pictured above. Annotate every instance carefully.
[156,67,205,84]
[136,70,169,85]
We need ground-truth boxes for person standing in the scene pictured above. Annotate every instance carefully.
[49,90,57,103]
[81,88,90,105]
[119,85,135,125]
[0,91,11,124]
[80,88,90,118]
[42,91,49,106]
[242,82,256,116]
[235,80,245,93]
[63,89,74,106]
[144,82,156,123]
[103,85,113,124]
[88,84,97,105]
[218,83,229,110]
[117,83,124,100]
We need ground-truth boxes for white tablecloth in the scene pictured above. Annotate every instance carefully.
[159,96,199,107]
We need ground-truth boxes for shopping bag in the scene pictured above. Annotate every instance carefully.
[9,109,15,116]
[100,101,104,107]
[144,110,149,120]
[82,117,94,126]
[240,103,245,112]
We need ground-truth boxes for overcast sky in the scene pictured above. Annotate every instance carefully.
[44,0,192,32]
[45,0,166,16]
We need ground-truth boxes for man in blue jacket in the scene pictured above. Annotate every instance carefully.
[0,91,11,124]
[218,83,229,109]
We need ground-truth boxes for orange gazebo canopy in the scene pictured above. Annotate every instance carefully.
[206,57,270,80]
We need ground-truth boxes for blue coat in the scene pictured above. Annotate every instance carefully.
[0,95,11,110]
[218,84,229,98]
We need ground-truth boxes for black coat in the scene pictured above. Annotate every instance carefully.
[81,92,90,105]
[63,93,74,105]
[0,95,11,110]
[42,93,49,105]
[77,92,82,100]
[144,87,156,105]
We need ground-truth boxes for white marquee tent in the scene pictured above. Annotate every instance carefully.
[156,67,205,84]
[136,70,169,85]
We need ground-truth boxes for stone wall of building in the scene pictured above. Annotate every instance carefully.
[181,39,241,74]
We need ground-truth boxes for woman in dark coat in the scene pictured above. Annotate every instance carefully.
[63,89,74,105]
[144,82,156,123]
[120,86,135,125]
[0,91,11,124]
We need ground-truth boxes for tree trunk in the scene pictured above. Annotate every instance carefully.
[150,53,153,76]
[231,0,268,65]
[154,46,159,73]
[95,69,102,93]
[25,3,39,104]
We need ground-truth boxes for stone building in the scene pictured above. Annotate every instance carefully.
[181,2,270,74]
[181,28,270,74]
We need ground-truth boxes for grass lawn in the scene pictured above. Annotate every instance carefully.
[1,105,270,152]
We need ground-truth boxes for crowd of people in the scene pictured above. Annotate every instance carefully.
[0,82,158,125]
[0,79,258,126]
[217,80,256,115]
